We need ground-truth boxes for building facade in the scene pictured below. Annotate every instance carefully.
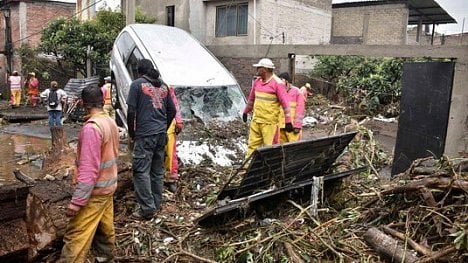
[122,0,332,45]
[331,2,408,45]
[0,0,75,95]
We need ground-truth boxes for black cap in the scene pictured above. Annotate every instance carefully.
[279,72,291,83]
[81,84,103,107]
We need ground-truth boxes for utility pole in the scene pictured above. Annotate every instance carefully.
[2,2,12,72]
[461,17,465,45]
[126,0,135,25]
[2,1,12,100]
[86,45,92,77]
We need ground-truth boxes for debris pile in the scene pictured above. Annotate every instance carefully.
[109,154,466,263]
[361,156,468,263]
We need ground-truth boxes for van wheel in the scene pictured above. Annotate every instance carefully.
[111,80,121,109]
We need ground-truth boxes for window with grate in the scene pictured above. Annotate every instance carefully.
[215,3,248,37]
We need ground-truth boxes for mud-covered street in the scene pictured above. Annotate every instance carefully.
[0,93,466,263]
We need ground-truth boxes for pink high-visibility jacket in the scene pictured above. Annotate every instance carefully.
[243,75,291,124]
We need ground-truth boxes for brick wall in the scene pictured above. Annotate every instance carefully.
[257,0,331,45]
[332,3,408,45]
[11,1,74,48]
[0,1,75,95]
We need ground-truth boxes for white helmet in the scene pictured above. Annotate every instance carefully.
[253,58,275,69]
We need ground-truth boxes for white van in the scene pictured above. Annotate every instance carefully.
[109,24,246,129]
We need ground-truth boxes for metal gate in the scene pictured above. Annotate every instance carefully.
[392,62,455,175]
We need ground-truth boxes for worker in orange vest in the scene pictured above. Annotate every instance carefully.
[101,76,115,118]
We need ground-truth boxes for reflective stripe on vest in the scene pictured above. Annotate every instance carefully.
[95,176,118,188]
[103,84,112,105]
[75,157,118,170]
[252,91,281,124]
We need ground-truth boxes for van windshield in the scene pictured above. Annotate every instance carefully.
[175,85,246,122]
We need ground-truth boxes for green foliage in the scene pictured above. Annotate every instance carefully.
[312,55,405,115]
[39,11,126,77]
[216,246,236,261]
[450,223,468,251]
[17,45,74,89]
[135,6,157,23]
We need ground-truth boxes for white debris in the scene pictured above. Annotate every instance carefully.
[373,115,397,123]
[163,237,175,245]
[43,174,56,181]
[177,139,245,166]
[302,116,318,127]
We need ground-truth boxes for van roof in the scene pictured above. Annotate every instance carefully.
[127,24,237,87]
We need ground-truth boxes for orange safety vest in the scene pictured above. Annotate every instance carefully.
[75,113,119,196]
[103,83,112,105]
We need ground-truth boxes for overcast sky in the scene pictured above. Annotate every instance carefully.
[333,0,467,35]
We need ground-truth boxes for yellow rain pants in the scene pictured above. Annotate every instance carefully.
[165,121,178,183]
[246,121,279,158]
[279,129,302,143]
[59,195,115,263]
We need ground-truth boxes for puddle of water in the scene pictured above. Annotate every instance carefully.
[0,133,51,186]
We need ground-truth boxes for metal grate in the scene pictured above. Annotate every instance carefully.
[63,76,100,99]
[218,132,358,200]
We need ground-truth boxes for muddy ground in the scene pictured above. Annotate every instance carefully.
[0,97,401,262]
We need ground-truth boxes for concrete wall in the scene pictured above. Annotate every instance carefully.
[207,44,468,157]
[332,3,408,45]
[133,0,332,45]
[205,0,331,45]
[128,0,205,40]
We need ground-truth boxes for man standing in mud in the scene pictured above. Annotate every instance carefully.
[127,59,176,220]
[59,84,119,262]
[242,58,294,158]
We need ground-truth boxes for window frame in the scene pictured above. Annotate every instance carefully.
[215,2,248,37]
[166,5,175,27]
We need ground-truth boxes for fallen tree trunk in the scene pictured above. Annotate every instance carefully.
[381,176,468,195]
[364,227,419,263]
[382,226,432,256]
[50,127,66,158]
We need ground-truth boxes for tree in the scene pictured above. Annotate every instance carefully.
[39,11,126,77]
[39,9,155,78]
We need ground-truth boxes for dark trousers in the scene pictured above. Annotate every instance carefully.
[132,134,167,217]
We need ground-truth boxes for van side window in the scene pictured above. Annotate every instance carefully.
[116,32,136,62]
[126,47,144,80]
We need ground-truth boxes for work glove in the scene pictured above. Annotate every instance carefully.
[285,122,294,132]
[242,113,248,123]
[175,122,183,135]
[65,203,80,218]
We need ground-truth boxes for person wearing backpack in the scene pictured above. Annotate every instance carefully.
[40,81,68,127]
